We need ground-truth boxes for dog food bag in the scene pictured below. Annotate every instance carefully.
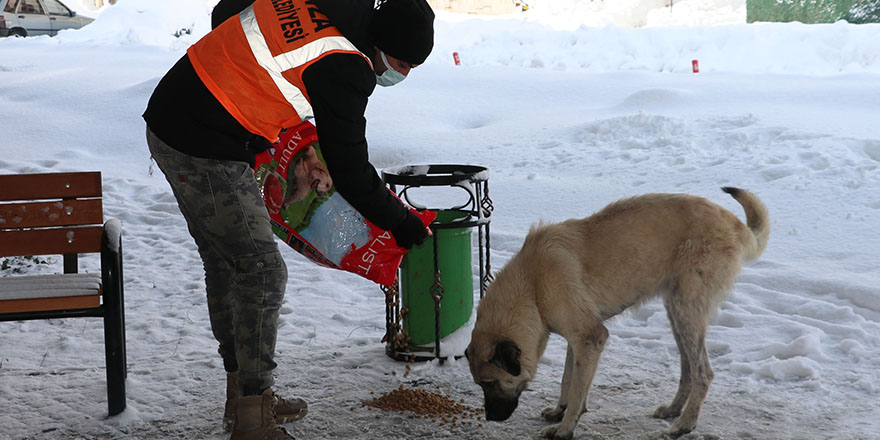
[254,121,436,286]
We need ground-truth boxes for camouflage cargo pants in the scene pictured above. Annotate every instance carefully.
[146,127,287,396]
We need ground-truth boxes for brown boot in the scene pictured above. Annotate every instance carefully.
[273,393,308,424]
[230,389,295,440]
[225,373,309,432]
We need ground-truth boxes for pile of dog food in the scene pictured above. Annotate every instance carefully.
[362,385,483,427]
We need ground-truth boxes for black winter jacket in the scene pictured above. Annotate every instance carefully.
[143,0,412,233]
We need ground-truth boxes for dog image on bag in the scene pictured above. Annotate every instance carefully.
[466,187,769,439]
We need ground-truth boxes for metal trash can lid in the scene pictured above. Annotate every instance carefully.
[382,164,488,187]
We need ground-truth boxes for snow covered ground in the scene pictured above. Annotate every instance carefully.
[1,0,879,439]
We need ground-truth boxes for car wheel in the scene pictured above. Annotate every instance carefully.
[9,28,27,37]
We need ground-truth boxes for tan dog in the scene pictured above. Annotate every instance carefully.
[466,187,769,439]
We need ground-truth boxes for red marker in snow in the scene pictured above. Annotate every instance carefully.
[692,59,700,73]
[453,52,461,66]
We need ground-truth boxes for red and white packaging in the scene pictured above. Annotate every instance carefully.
[254,121,436,285]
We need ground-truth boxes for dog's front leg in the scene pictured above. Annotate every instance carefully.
[541,344,574,422]
[540,325,608,440]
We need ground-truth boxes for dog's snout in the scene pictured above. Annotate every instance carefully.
[485,409,511,421]
[484,398,519,421]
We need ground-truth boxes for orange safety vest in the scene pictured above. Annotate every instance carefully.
[188,0,372,142]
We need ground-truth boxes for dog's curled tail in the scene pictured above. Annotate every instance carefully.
[722,187,769,262]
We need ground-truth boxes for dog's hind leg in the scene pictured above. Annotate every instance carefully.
[540,325,608,440]
[541,344,577,422]
[653,303,692,420]
[661,277,715,437]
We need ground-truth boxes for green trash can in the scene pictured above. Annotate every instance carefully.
[400,210,474,346]
[381,164,493,361]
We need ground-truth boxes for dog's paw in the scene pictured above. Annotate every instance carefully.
[541,406,565,422]
[653,404,681,419]
[666,417,696,438]
[540,423,574,440]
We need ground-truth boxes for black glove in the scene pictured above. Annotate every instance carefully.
[391,212,429,250]
[245,135,274,154]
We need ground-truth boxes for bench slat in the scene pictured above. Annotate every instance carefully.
[0,272,99,284]
[0,226,103,258]
[0,273,101,299]
[0,199,103,229]
[0,172,102,202]
[0,296,101,314]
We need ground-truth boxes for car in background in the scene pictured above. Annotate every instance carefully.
[1,0,93,37]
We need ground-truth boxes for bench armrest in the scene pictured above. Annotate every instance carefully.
[102,218,122,255]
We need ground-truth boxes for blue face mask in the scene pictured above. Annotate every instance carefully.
[375,51,407,87]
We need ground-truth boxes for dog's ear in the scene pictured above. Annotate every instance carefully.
[491,340,522,376]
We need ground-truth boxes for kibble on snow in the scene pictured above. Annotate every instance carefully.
[362,385,483,426]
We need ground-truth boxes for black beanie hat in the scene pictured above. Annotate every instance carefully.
[370,0,435,65]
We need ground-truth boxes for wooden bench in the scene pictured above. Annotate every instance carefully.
[0,171,127,416]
